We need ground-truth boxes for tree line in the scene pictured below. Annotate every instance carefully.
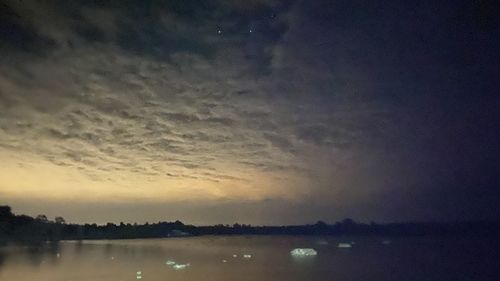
[1,205,499,245]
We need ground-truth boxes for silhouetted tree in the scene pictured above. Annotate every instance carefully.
[1,204,500,243]
[0,206,13,219]
[35,214,49,223]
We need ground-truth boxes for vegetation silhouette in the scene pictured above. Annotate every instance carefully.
[1,205,499,245]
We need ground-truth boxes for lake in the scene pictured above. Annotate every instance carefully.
[0,235,498,281]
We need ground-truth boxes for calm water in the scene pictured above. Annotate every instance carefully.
[1,236,499,281]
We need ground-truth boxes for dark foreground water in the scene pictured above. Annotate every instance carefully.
[1,236,499,281]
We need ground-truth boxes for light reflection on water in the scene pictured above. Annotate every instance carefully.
[0,236,498,281]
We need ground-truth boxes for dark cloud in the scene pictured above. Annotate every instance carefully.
[0,2,56,53]
[0,0,499,223]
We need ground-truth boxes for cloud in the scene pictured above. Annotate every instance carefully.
[0,1,424,201]
[1,0,499,223]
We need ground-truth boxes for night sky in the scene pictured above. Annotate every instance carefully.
[0,0,499,225]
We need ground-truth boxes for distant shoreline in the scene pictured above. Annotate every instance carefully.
[2,205,500,245]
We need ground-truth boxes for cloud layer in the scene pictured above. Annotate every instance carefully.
[1,0,499,224]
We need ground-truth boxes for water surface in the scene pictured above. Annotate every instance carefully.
[1,236,498,281]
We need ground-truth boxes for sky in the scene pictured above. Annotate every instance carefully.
[0,0,499,225]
